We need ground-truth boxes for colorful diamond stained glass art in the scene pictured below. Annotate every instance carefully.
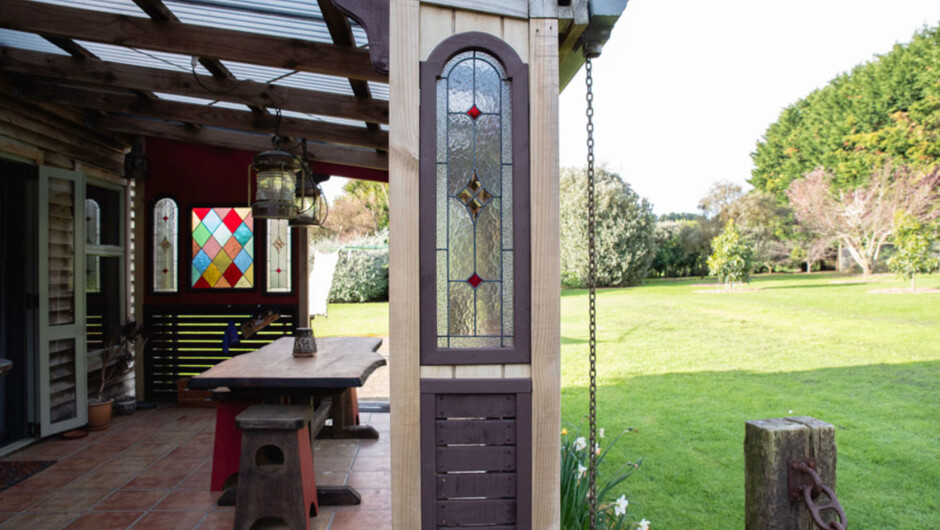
[191,207,254,288]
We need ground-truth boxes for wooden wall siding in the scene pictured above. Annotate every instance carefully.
[421,379,532,529]
[142,305,295,401]
[528,18,561,529]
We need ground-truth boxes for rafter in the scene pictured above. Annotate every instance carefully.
[0,48,389,124]
[95,116,388,171]
[0,0,386,83]
[21,81,387,150]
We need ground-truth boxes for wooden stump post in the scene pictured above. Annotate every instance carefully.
[745,417,837,529]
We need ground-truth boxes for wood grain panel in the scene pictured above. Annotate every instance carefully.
[436,446,516,472]
[436,419,516,445]
[435,393,516,418]
[528,18,561,530]
[390,0,423,528]
[437,499,517,526]
[436,473,516,499]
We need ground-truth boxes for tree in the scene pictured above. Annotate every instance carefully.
[343,180,389,230]
[787,165,940,275]
[724,191,793,273]
[887,213,940,291]
[707,219,753,290]
[698,181,743,222]
[560,167,657,287]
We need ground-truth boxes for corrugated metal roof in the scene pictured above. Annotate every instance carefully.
[0,29,69,56]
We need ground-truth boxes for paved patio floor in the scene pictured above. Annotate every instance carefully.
[0,405,391,529]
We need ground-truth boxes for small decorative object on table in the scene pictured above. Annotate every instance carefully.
[292,328,317,357]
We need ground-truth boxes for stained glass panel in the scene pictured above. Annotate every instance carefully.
[153,198,178,293]
[266,219,291,293]
[191,206,254,289]
[436,50,513,349]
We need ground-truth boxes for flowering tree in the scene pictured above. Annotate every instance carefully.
[787,166,940,275]
[707,220,753,290]
[887,213,940,291]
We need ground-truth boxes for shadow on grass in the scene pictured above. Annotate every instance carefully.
[560,361,940,528]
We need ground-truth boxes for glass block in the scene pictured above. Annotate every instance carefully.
[502,250,514,337]
[448,197,474,281]
[437,250,448,336]
[476,198,500,281]
[475,115,501,193]
[448,282,474,336]
[447,58,475,114]
[448,114,473,195]
[48,177,74,326]
[501,80,512,164]
[266,219,291,293]
[475,281,501,336]
[474,57,501,113]
[501,165,513,248]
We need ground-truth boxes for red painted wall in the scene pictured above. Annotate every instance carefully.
[143,138,299,307]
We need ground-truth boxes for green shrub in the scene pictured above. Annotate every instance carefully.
[561,167,657,288]
[707,219,753,289]
[315,231,389,303]
[561,425,647,530]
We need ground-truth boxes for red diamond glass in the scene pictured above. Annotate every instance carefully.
[467,273,483,288]
[466,104,482,120]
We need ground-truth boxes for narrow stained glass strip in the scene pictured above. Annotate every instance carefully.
[266,219,291,293]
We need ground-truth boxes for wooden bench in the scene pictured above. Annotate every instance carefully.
[233,402,331,530]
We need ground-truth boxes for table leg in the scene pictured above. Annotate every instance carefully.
[317,389,380,440]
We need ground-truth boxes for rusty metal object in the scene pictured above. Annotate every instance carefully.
[789,459,848,530]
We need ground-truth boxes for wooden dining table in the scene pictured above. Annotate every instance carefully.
[188,336,386,506]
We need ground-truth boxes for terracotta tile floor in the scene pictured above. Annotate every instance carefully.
[0,406,392,529]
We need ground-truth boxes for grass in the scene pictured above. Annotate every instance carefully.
[319,272,940,529]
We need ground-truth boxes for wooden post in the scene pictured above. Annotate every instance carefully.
[744,417,837,529]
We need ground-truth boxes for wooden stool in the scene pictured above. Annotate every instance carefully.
[234,404,321,530]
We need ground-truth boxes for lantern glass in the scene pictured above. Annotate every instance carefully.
[251,151,300,219]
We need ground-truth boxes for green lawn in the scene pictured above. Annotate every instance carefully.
[319,273,940,528]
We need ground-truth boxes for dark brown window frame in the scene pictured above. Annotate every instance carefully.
[420,378,532,529]
[419,32,531,366]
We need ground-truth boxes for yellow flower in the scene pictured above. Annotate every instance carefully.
[561,428,568,436]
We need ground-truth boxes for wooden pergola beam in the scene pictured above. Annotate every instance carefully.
[22,81,387,150]
[0,0,387,83]
[0,48,389,124]
[95,115,388,171]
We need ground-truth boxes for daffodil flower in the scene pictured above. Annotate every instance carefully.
[577,463,587,478]
[599,428,605,438]
[561,428,568,436]
[613,494,628,516]
[574,437,587,451]
[637,518,651,530]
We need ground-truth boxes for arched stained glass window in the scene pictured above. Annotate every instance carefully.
[153,198,178,293]
[420,33,530,365]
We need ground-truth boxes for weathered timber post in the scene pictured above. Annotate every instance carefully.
[744,417,838,529]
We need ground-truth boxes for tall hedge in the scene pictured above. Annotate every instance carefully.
[314,231,389,303]
[751,25,940,198]
[560,167,657,287]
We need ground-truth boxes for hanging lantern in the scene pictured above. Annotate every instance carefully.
[249,150,300,219]
[290,172,330,228]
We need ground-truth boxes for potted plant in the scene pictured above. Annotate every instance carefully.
[87,321,145,430]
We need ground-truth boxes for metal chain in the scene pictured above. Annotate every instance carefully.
[798,462,848,530]
[585,56,599,530]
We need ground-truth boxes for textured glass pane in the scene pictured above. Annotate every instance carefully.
[437,250,448,337]
[86,255,100,294]
[450,337,501,348]
[85,199,100,245]
[475,115,501,194]
[448,198,474,281]
[476,198,500,281]
[475,281,500,335]
[448,114,473,195]
[48,178,74,325]
[436,165,447,248]
[447,58,475,113]
[49,338,77,423]
[192,207,253,288]
[448,282,474,336]
[474,57,501,113]
[153,198,178,293]
[436,79,447,163]
[501,80,512,164]
[502,250,514,337]
[266,219,291,292]
[438,337,448,348]
[502,165,513,248]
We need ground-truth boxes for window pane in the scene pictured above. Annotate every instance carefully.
[153,198,178,293]
[436,51,513,349]
[191,207,254,289]
[85,199,100,294]
[86,184,121,246]
[266,219,291,292]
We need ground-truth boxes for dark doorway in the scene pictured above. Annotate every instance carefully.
[0,158,37,448]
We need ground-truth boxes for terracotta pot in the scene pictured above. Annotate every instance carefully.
[87,399,114,430]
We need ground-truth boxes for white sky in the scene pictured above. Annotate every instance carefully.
[559,0,940,214]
